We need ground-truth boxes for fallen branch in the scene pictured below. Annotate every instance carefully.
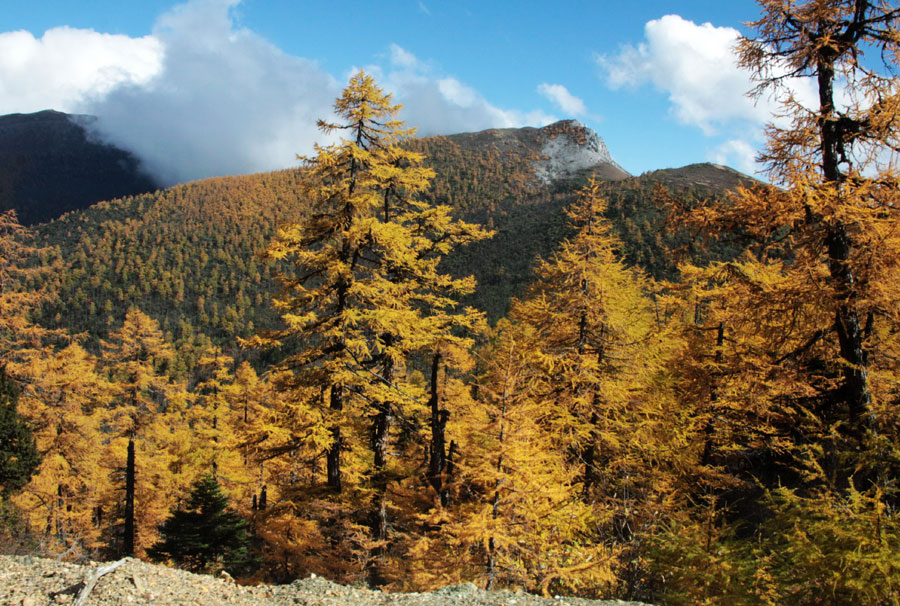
[73,558,127,606]
[55,541,81,562]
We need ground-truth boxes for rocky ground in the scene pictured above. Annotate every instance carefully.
[0,555,653,606]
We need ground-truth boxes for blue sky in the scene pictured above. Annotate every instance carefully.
[0,0,775,185]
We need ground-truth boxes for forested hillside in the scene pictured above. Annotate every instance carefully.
[31,133,745,361]
[33,170,304,372]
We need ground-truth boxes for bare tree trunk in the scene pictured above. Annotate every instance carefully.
[368,338,395,587]
[701,322,725,466]
[372,335,394,471]
[426,353,451,505]
[326,383,342,493]
[815,50,874,442]
[123,434,135,557]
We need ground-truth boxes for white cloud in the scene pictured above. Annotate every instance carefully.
[598,14,820,138]
[0,2,556,185]
[389,43,419,69]
[710,138,758,174]
[597,13,831,173]
[599,15,771,134]
[0,27,162,114]
[537,83,587,116]
[378,46,557,136]
[81,0,339,185]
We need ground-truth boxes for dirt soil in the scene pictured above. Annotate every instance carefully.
[0,555,654,606]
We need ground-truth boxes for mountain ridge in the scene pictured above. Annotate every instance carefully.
[0,110,159,225]
[3,109,759,360]
[442,119,631,183]
[1,109,752,227]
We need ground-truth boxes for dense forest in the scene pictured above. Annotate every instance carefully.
[3,2,900,605]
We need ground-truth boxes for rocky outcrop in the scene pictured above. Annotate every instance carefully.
[532,120,629,184]
[444,120,630,185]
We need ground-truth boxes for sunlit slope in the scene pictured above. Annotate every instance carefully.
[33,124,755,353]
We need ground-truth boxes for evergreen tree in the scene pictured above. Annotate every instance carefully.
[0,366,40,497]
[253,71,489,584]
[656,2,900,603]
[148,474,255,575]
[103,308,187,557]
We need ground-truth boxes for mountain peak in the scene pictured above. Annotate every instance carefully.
[532,120,629,183]
[441,120,630,184]
[640,162,761,193]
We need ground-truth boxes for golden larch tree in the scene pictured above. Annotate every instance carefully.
[256,71,489,584]
[657,2,900,603]
[103,308,188,557]
[12,344,114,556]
[444,319,616,596]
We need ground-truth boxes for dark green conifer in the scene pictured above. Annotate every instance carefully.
[147,474,256,575]
[0,366,40,497]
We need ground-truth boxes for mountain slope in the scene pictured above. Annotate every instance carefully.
[0,110,159,225]
[29,121,754,367]
[639,162,759,192]
[442,119,630,184]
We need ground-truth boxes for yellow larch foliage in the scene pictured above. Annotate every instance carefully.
[182,347,253,508]
[504,179,674,597]
[0,210,62,364]
[102,308,189,557]
[416,180,674,598]
[653,2,900,604]
[253,71,490,584]
[11,343,114,556]
[446,320,617,596]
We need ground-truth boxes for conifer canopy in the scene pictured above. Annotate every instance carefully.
[147,474,255,575]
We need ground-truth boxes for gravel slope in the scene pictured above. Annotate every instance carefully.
[0,555,653,606]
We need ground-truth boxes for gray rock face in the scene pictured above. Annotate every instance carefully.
[443,119,630,185]
[533,120,627,184]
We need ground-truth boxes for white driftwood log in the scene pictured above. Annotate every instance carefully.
[73,558,127,606]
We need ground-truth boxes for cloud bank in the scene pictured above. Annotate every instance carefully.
[537,83,587,117]
[0,0,554,186]
[82,0,339,186]
[0,27,162,115]
[598,14,819,173]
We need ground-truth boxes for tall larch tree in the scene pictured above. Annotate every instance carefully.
[503,179,672,599]
[441,319,616,596]
[656,2,900,604]
[12,344,114,556]
[512,178,665,492]
[257,71,489,584]
[183,347,252,506]
[103,308,187,557]
[0,210,97,556]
